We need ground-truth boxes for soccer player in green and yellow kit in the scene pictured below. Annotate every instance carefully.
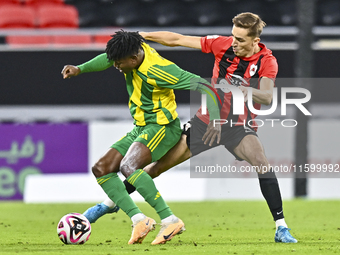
[61,30,220,245]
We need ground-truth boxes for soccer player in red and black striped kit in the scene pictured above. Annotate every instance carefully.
[83,12,297,243]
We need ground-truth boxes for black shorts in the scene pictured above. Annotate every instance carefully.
[182,115,258,161]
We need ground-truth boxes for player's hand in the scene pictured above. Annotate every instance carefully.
[202,120,221,146]
[239,85,248,102]
[61,65,81,79]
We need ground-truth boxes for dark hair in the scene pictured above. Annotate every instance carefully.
[232,12,266,38]
[105,30,144,61]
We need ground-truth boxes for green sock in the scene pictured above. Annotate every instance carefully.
[97,172,142,218]
[127,169,173,220]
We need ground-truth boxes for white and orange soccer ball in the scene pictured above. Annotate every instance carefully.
[57,213,91,244]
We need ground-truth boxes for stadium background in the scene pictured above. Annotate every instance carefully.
[0,0,339,202]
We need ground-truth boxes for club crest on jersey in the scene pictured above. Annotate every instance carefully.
[249,64,257,77]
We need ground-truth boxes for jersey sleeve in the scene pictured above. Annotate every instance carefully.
[148,64,220,120]
[147,64,193,90]
[259,56,278,79]
[146,64,220,120]
[77,53,114,73]
[201,35,232,55]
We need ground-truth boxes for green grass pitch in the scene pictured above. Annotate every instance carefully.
[0,200,339,255]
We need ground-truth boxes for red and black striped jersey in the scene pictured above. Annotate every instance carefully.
[196,35,278,130]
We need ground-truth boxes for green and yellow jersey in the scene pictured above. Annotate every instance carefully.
[78,42,219,126]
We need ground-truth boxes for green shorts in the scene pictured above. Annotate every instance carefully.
[111,118,182,162]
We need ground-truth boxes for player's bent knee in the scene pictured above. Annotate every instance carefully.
[119,163,134,178]
[92,160,112,178]
[92,165,103,178]
[147,166,161,178]
[143,162,157,178]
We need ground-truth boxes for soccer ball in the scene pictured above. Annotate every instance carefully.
[57,213,91,244]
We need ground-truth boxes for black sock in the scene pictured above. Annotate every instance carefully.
[123,179,136,194]
[258,169,284,221]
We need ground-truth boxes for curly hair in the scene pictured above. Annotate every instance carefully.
[105,30,145,61]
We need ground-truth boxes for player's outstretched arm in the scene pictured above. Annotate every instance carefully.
[140,31,202,49]
[61,53,114,79]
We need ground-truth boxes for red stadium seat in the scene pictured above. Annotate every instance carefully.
[51,35,92,45]
[6,35,51,45]
[0,5,35,28]
[24,0,64,8]
[93,34,112,45]
[37,5,79,28]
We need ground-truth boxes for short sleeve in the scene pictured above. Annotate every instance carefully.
[260,56,278,79]
[201,35,233,56]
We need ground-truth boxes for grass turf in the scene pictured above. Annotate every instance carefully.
[0,200,339,255]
